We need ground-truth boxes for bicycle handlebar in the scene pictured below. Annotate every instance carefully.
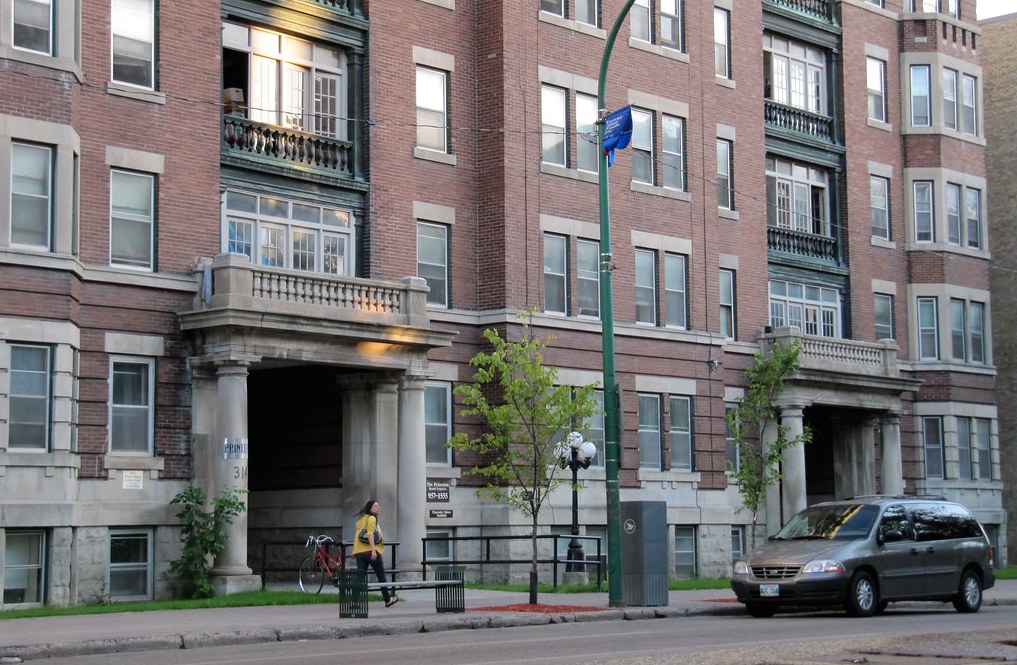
[305,534,337,548]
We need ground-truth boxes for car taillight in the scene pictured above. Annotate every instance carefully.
[988,545,995,568]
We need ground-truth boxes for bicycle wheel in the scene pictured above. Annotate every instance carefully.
[298,555,325,594]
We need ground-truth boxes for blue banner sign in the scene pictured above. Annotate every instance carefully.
[602,105,633,167]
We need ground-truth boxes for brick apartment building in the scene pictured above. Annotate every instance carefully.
[982,10,1017,570]
[0,0,1006,606]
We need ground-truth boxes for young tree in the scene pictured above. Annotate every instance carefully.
[449,319,598,604]
[727,339,812,549]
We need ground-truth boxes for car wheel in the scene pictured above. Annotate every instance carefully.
[745,602,777,618]
[845,571,878,617]
[952,569,982,613]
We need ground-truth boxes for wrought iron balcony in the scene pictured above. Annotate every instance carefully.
[768,225,837,263]
[222,116,354,180]
[764,0,835,23]
[765,100,835,144]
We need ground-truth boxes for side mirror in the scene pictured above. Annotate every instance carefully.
[881,529,903,544]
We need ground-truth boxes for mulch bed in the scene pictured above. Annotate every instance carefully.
[471,603,604,613]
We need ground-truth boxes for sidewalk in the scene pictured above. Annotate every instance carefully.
[1,581,1015,662]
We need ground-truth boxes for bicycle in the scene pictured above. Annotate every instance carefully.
[298,534,345,593]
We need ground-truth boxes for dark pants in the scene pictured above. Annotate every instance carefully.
[355,553,393,602]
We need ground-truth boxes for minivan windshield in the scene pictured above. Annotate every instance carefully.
[773,503,879,540]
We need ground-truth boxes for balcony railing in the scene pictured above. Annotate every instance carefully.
[762,327,900,379]
[768,225,837,263]
[764,0,835,23]
[222,116,354,179]
[310,0,359,14]
[765,101,834,143]
[191,253,431,329]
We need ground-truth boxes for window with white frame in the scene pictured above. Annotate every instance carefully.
[631,108,653,184]
[576,93,599,173]
[222,22,347,139]
[424,382,452,465]
[865,0,884,6]
[875,293,894,341]
[417,66,449,151]
[765,157,829,236]
[674,526,697,578]
[871,175,890,240]
[769,280,841,338]
[764,34,825,114]
[917,296,939,360]
[950,298,985,364]
[634,248,657,325]
[631,0,651,42]
[725,404,739,471]
[669,395,692,471]
[13,0,52,54]
[638,394,662,469]
[661,0,684,51]
[576,0,598,26]
[223,190,354,276]
[946,183,962,245]
[11,142,52,249]
[867,57,886,122]
[913,181,934,242]
[965,188,982,250]
[662,114,685,190]
[717,139,733,209]
[664,252,687,329]
[577,238,600,317]
[923,416,943,479]
[112,0,154,89]
[961,74,977,136]
[541,85,567,167]
[943,68,958,131]
[425,529,454,564]
[730,527,744,563]
[540,0,564,16]
[714,8,729,78]
[109,530,152,600]
[544,233,568,315]
[110,170,155,270]
[973,417,991,480]
[8,344,51,450]
[910,65,931,127]
[585,390,605,467]
[957,416,973,480]
[417,222,449,307]
[3,531,45,605]
[109,358,154,454]
[719,268,735,339]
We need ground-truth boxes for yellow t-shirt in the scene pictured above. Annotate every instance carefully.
[351,514,384,556]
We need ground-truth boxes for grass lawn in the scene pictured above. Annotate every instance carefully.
[1,567,1013,620]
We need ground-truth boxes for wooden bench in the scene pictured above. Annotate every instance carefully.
[338,566,465,617]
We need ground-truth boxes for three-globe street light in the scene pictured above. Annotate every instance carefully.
[557,431,598,572]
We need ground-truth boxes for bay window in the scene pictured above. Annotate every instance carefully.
[769,280,841,338]
[765,157,829,236]
[764,34,825,114]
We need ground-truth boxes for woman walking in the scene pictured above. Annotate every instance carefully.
[352,499,398,607]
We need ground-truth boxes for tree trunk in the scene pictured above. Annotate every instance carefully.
[530,512,539,604]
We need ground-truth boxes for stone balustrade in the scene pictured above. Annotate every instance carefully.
[761,326,899,378]
[764,100,835,143]
[222,116,354,178]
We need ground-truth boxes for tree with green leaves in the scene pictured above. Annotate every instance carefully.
[448,318,598,605]
[726,339,812,549]
[168,486,247,598]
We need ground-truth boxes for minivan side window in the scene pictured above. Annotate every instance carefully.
[879,504,913,540]
[910,502,980,541]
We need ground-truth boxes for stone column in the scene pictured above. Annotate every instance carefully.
[859,418,877,496]
[780,406,807,520]
[762,422,782,535]
[208,360,261,594]
[880,412,904,496]
[397,375,427,576]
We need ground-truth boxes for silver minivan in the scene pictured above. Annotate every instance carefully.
[730,496,996,617]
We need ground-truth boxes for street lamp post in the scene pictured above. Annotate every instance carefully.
[557,432,598,574]
[598,0,637,608]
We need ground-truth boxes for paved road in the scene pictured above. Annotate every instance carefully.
[17,604,1017,665]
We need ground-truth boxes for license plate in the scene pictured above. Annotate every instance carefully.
[759,584,780,597]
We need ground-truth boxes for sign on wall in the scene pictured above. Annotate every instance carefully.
[426,478,450,502]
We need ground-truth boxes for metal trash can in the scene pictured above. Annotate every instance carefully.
[620,500,669,607]
[435,565,466,613]
[338,568,368,618]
